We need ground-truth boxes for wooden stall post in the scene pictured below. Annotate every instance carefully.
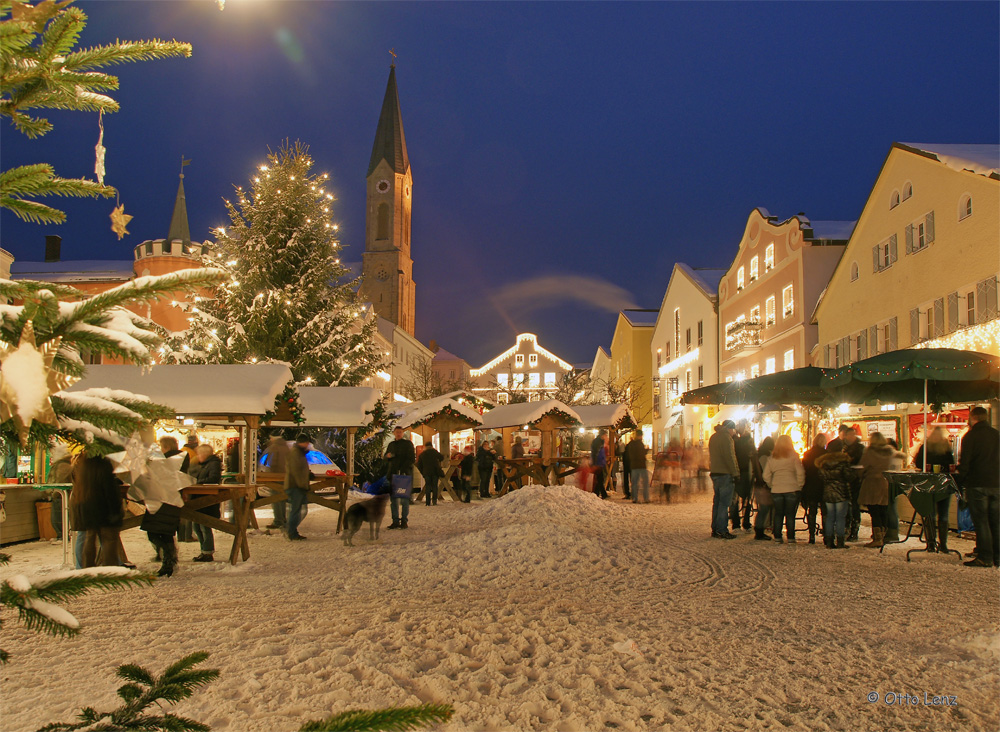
[346,426,356,484]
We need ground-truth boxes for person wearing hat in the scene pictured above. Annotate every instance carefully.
[708,420,740,539]
[284,433,312,541]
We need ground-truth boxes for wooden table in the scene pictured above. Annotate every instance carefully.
[413,460,463,504]
[252,473,350,534]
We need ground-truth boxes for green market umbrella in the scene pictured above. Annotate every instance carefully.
[681,366,834,406]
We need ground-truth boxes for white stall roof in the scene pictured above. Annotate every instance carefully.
[479,399,582,430]
[392,396,483,430]
[66,363,293,417]
[573,404,636,429]
[285,386,382,428]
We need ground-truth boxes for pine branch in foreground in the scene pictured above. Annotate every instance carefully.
[299,704,454,732]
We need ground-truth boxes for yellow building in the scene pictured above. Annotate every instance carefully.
[609,309,658,433]
[814,143,999,365]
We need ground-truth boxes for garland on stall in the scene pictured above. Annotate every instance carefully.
[263,383,305,425]
[409,404,475,429]
[531,407,581,428]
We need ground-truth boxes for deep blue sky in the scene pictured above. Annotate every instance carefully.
[2,1,997,366]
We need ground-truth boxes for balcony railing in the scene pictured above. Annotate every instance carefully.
[725,320,762,352]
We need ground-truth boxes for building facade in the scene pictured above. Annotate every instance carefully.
[429,343,472,389]
[589,346,611,403]
[470,333,573,404]
[359,64,416,337]
[375,316,434,402]
[718,209,851,382]
[651,264,725,451]
[609,309,658,433]
[815,143,1000,366]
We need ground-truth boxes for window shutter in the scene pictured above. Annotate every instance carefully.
[985,276,999,320]
[869,325,878,355]
[872,245,879,272]
[858,330,867,360]
[888,317,898,351]
[947,292,959,333]
[905,225,913,254]
[976,279,989,323]
[825,344,832,368]
[933,298,945,337]
[925,211,935,243]
[910,307,921,345]
[840,336,850,365]
[889,234,898,263]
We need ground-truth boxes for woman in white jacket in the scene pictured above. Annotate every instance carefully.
[763,435,805,543]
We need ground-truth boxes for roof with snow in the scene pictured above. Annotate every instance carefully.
[437,390,495,408]
[805,220,855,241]
[390,396,484,431]
[66,364,294,417]
[572,404,637,430]
[479,400,582,430]
[432,346,465,362]
[276,386,381,427]
[898,143,1000,178]
[11,260,134,282]
[620,309,659,327]
[676,264,726,297]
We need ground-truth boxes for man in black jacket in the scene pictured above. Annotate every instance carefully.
[416,441,444,506]
[385,426,416,529]
[959,407,1000,567]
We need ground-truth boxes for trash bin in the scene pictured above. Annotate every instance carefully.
[35,500,58,540]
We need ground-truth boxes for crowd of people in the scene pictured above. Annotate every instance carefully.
[699,408,999,566]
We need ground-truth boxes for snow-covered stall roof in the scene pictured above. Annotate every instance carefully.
[573,404,637,430]
[391,396,484,430]
[437,389,495,408]
[479,400,582,430]
[277,386,381,428]
[66,364,293,417]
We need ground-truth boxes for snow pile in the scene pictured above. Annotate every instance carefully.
[457,484,628,530]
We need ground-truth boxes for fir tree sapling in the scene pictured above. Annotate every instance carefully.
[0,0,192,224]
[164,141,384,387]
[299,703,454,732]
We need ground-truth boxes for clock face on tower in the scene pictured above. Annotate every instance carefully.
[376,179,390,194]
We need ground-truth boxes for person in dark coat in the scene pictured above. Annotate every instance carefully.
[459,445,475,502]
[189,444,222,561]
[385,426,416,528]
[958,407,1000,567]
[817,449,853,549]
[731,421,756,531]
[590,430,608,499]
[416,441,445,506]
[285,433,312,540]
[620,437,631,499]
[70,455,124,568]
[801,433,828,544]
[826,425,864,540]
[476,439,496,499]
[912,427,955,552]
[261,435,290,529]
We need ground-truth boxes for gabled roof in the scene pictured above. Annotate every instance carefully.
[432,346,465,362]
[368,65,410,177]
[620,309,659,327]
[675,263,726,298]
[479,400,582,430]
[897,143,1000,179]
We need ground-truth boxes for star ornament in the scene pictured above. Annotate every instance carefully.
[110,204,133,240]
[0,323,78,446]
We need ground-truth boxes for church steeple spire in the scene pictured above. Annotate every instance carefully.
[166,171,191,244]
[367,65,409,177]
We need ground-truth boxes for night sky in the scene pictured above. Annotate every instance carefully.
[2,1,997,367]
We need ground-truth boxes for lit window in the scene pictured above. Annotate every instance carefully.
[749,256,759,282]
[765,357,776,375]
[544,372,556,386]
[528,372,540,388]
[528,353,538,367]
[765,296,775,327]
[959,196,972,221]
[497,392,509,405]
[784,349,794,370]
[850,262,859,282]
[750,305,760,324]
[698,365,704,386]
[515,354,524,367]
[750,364,760,378]
[497,373,509,387]
[737,267,745,290]
[765,244,774,271]
[513,373,525,386]
[685,370,691,392]
[782,285,794,318]
[725,376,733,383]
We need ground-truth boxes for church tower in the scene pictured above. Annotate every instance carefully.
[361,64,415,336]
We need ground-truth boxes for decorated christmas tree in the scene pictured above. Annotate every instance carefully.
[0,0,191,229]
[164,141,383,387]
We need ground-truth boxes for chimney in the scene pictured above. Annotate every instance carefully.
[428,339,439,353]
[44,235,62,262]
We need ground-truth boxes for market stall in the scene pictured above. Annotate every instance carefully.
[572,404,637,493]
[390,396,484,503]
[480,400,583,494]
[66,363,296,564]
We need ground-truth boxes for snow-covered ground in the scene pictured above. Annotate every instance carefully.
[2,486,998,732]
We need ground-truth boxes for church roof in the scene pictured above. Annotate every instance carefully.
[167,174,192,244]
[368,65,410,177]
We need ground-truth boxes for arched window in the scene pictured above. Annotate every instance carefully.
[376,203,390,239]
[850,261,859,282]
[903,182,913,200]
[890,191,900,209]
[959,195,973,221]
